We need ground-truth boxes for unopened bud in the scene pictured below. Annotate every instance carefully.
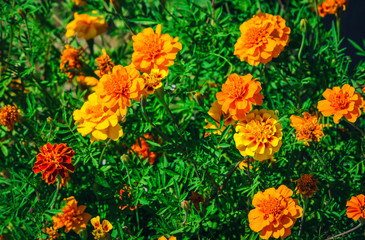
[181,200,191,211]
[47,117,53,123]
[139,95,147,108]
[18,9,26,19]
[78,228,88,240]
[120,154,129,163]
[300,19,308,33]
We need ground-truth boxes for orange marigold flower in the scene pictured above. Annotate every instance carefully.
[141,69,167,95]
[39,227,60,240]
[290,112,324,146]
[234,109,282,161]
[32,143,75,184]
[72,0,87,6]
[317,84,363,124]
[295,174,319,198]
[158,236,176,240]
[249,185,303,239]
[73,93,124,143]
[76,75,99,86]
[132,24,182,73]
[204,100,236,136]
[95,49,115,78]
[118,185,143,211]
[91,216,113,240]
[131,134,157,165]
[0,105,21,131]
[346,194,365,221]
[318,0,348,17]
[93,65,145,116]
[188,191,204,210]
[216,73,264,120]
[66,12,108,40]
[52,196,91,234]
[60,45,83,80]
[238,157,255,170]
[234,13,291,66]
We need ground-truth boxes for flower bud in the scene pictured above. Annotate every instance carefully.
[47,117,53,123]
[181,200,191,211]
[17,9,26,20]
[120,154,129,163]
[300,19,308,33]
[78,228,88,240]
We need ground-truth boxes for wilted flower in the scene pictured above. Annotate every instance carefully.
[130,134,157,165]
[189,191,204,210]
[295,174,319,198]
[91,216,113,240]
[234,109,282,161]
[204,100,236,136]
[118,185,143,211]
[0,105,21,131]
[317,84,363,124]
[318,0,348,17]
[66,12,108,40]
[60,45,83,80]
[52,196,92,234]
[248,185,303,239]
[234,13,291,66]
[32,143,75,184]
[93,65,145,116]
[141,69,167,95]
[73,93,124,143]
[216,73,264,120]
[290,112,324,146]
[132,24,182,73]
[346,194,365,221]
[95,49,115,78]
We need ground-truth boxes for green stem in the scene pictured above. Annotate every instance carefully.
[346,120,365,138]
[98,139,111,166]
[336,11,341,43]
[313,0,321,48]
[325,223,362,240]
[298,32,305,61]
[298,197,308,236]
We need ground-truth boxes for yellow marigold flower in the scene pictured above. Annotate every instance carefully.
[132,24,182,73]
[73,93,124,143]
[234,13,290,66]
[158,237,176,240]
[290,112,324,146]
[317,84,363,124]
[39,227,60,240]
[91,216,113,240]
[318,0,348,17]
[93,65,145,116]
[66,12,108,40]
[234,109,282,161]
[216,73,264,120]
[141,68,167,95]
[52,196,91,234]
[204,100,236,136]
[295,174,319,198]
[95,49,115,78]
[60,45,83,80]
[346,194,365,221]
[248,185,303,239]
[0,105,21,131]
[72,0,87,6]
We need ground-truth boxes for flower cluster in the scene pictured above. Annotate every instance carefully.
[290,112,324,145]
[0,104,20,131]
[66,12,107,40]
[234,13,290,66]
[318,0,348,17]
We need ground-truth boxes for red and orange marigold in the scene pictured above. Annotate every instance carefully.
[290,112,324,146]
[53,196,91,234]
[65,12,107,40]
[132,24,182,73]
[141,68,167,95]
[33,143,75,184]
[346,194,365,221]
[131,134,157,165]
[249,185,303,239]
[204,100,236,136]
[60,45,83,80]
[317,84,363,124]
[216,73,264,120]
[234,13,291,66]
[93,65,145,116]
[0,104,21,131]
[318,0,348,17]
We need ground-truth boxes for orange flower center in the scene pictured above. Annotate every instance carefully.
[261,197,285,219]
[246,27,268,46]
[143,37,162,60]
[86,105,104,118]
[104,74,130,96]
[250,120,274,141]
[227,78,249,99]
[331,91,350,110]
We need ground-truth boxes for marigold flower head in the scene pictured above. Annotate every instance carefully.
[95,49,115,78]
[93,65,145,116]
[39,227,60,240]
[60,45,83,80]
[132,24,182,73]
[216,73,264,120]
[72,0,87,6]
[158,237,176,240]
[295,174,319,198]
[32,143,75,184]
[317,84,363,124]
[346,194,365,221]
[131,134,157,165]
[234,13,291,66]
[73,93,124,143]
[234,109,282,161]
[141,68,167,95]
[66,12,108,40]
[188,191,204,210]
[52,196,91,234]
[0,105,21,131]
[118,185,143,211]
[249,185,303,239]
[318,0,348,17]
[91,216,113,240]
[204,100,236,136]
[290,112,324,146]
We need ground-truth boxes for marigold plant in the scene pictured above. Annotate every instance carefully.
[91,216,113,240]
[32,143,75,184]
[317,84,363,124]
[290,112,324,146]
[346,194,365,221]
[52,196,91,234]
[132,24,182,73]
[234,13,290,66]
[216,73,264,120]
[65,12,107,40]
[0,105,21,131]
[234,109,282,161]
[248,185,303,239]
[295,174,319,198]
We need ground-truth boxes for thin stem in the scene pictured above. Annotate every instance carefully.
[160,0,179,24]
[298,32,305,61]
[99,139,111,166]
[24,17,32,51]
[298,197,308,236]
[313,0,321,48]
[336,11,341,43]
[256,0,262,12]
[118,10,136,35]
[325,223,362,240]
[123,161,132,187]
[50,180,60,210]
[182,210,188,225]
[346,121,365,138]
